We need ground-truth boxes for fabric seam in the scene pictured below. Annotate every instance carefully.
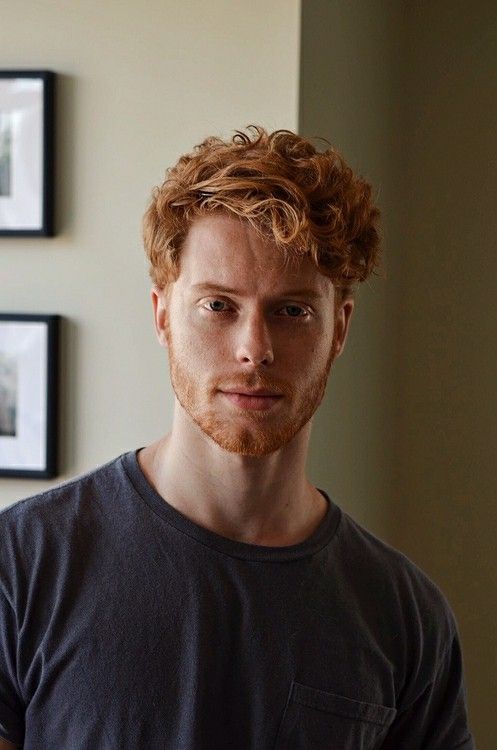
[394,633,457,717]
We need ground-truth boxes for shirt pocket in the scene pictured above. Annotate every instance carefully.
[273,681,397,749]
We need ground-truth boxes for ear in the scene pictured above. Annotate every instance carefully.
[151,286,170,348]
[333,297,355,359]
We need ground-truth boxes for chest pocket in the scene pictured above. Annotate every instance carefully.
[273,681,397,749]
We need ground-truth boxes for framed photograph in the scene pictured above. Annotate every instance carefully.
[0,70,55,236]
[0,314,59,478]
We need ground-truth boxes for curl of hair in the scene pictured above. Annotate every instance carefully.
[143,125,382,303]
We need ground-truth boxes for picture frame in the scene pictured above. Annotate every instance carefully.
[0,314,59,478]
[0,70,55,236]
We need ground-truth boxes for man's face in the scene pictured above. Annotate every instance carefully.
[153,213,354,457]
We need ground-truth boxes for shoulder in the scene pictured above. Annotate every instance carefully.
[333,508,458,657]
[0,452,130,530]
[0,452,134,594]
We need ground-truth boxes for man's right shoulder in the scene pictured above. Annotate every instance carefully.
[0,451,131,539]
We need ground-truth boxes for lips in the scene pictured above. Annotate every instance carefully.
[223,389,281,397]
[221,391,283,411]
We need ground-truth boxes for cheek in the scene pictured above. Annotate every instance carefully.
[295,344,333,384]
[280,331,330,366]
[174,321,229,368]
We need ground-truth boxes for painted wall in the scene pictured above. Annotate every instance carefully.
[0,0,301,505]
[393,4,497,746]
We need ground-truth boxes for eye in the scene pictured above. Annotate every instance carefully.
[201,299,310,318]
[204,299,231,313]
[281,305,308,318]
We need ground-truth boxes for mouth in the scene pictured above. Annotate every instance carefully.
[220,391,283,411]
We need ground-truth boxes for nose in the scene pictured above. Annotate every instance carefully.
[235,310,274,366]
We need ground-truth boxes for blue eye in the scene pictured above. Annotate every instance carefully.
[206,300,229,312]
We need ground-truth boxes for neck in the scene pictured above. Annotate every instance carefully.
[137,409,327,547]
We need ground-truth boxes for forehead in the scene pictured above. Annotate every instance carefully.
[177,213,333,298]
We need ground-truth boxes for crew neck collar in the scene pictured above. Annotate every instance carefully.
[121,448,342,562]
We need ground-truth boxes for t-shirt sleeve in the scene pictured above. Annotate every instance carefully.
[0,588,24,746]
[380,629,475,749]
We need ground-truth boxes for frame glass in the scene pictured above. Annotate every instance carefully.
[0,70,55,236]
[0,314,59,478]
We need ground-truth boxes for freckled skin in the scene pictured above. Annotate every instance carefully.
[155,213,350,458]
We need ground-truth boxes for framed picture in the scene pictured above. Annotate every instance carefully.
[0,314,59,478]
[0,70,55,236]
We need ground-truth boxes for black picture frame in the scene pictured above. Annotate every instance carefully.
[0,314,59,478]
[0,70,55,237]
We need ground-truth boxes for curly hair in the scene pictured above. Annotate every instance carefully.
[143,125,382,304]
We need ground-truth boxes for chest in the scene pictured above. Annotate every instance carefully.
[20,556,399,748]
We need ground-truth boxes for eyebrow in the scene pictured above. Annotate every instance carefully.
[190,282,324,300]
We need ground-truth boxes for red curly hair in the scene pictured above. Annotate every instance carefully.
[143,125,382,305]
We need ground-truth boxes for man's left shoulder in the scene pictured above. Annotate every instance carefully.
[335,509,459,645]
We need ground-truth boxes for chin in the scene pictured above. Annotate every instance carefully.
[201,420,303,457]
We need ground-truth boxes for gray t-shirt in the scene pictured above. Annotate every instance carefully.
[0,450,474,749]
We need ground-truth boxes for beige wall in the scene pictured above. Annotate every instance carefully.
[0,0,301,506]
[301,1,495,746]
[393,4,497,746]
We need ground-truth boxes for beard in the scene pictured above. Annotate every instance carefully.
[165,321,338,457]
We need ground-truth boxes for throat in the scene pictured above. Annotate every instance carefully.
[137,443,326,547]
[220,488,328,547]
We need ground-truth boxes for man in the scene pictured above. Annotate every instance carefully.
[0,126,474,748]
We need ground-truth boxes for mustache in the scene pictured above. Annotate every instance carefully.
[216,375,292,397]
